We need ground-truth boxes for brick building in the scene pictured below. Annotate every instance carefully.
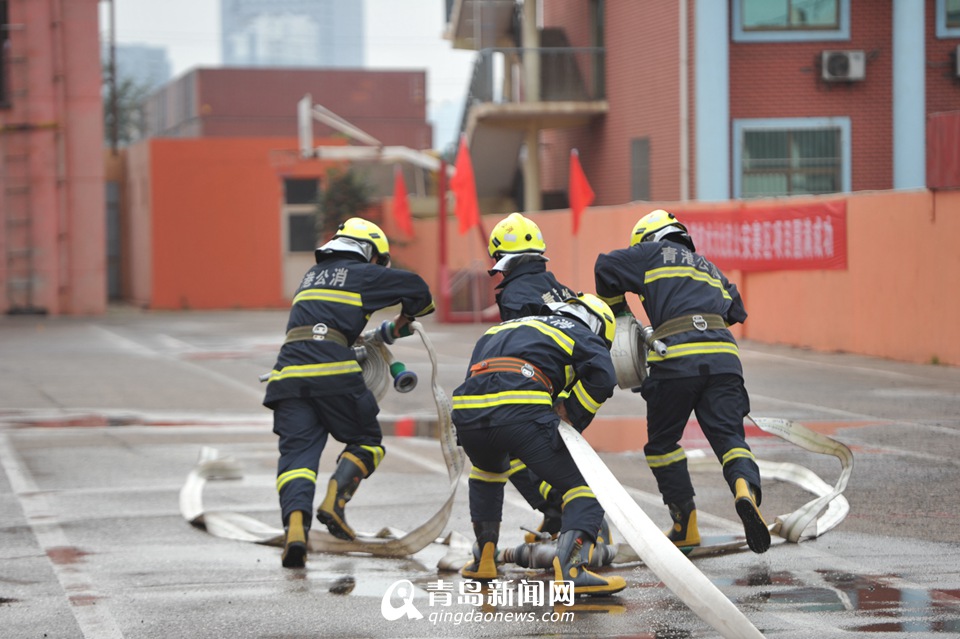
[446,0,960,211]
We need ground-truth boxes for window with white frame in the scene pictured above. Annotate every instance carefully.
[937,0,960,37]
[733,118,851,198]
[733,0,849,42]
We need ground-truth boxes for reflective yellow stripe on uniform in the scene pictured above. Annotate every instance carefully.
[292,288,363,307]
[485,320,574,355]
[562,485,596,507]
[451,390,553,410]
[539,481,553,500]
[507,458,527,477]
[571,381,602,414]
[598,293,625,306]
[413,301,436,317]
[361,445,385,469]
[644,266,733,300]
[469,466,510,483]
[276,467,317,492]
[722,447,756,466]
[267,360,363,381]
[646,447,687,469]
[563,365,575,389]
[646,341,739,363]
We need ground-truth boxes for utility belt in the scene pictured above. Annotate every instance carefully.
[284,323,349,348]
[652,314,727,342]
[469,357,554,395]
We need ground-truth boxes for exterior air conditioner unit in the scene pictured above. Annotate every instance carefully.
[821,50,866,82]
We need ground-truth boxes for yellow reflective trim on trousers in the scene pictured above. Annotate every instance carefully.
[268,360,363,381]
[598,293,625,306]
[469,466,510,483]
[562,485,596,507]
[292,288,363,307]
[571,381,602,415]
[646,341,739,363]
[485,320,574,355]
[722,447,756,466]
[507,458,527,476]
[276,467,317,492]
[452,390,553,410]
[646,448,687,468]
[361,445,385,468]
[539,481,553,500]
[644,266,733,300]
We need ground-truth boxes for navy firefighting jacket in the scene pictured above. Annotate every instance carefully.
[495,260,575,321]
[594,239,747,379]
[451,314,617,432]
[263,253,434,408]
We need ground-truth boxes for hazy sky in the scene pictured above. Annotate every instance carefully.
[104,0,475,150]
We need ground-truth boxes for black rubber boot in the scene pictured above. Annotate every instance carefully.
[524,488,563,543]
[553,529,627,596]
[461,521,500,581]
[734,478,771,554]
[316,454,367,541]
[281,510,308,568]
[665,498,701,548]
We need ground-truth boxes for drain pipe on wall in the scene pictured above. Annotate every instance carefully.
[679,0,690,202]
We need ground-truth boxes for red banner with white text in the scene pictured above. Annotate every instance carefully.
[677,200,847,272]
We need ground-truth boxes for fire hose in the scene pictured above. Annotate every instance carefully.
[179,321,464,557]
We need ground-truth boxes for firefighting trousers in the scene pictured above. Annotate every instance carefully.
[272,390,383,523]
[457,419,604,540]
[640,373,760,505]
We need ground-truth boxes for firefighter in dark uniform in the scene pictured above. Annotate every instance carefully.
[594,209,770,554]
[452,293,627,596]
[264,217,435,568]
[486,213,575,542]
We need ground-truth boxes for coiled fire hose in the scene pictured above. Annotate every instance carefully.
[179,321,464,557]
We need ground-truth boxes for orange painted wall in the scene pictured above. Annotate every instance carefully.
[129,137,339,310]
[385,188,960,367]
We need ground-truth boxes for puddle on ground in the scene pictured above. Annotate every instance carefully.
[735,568,960,633]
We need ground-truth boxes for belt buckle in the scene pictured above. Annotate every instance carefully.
[692,315,708,331]
[520,363,535,379]
[312,323,329,340]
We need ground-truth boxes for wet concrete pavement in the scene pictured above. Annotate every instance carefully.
[1,307,960,638]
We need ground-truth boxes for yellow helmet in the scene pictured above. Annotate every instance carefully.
[572,293,616,348]
[488,213,546,258]
[630,209,689,247]
[331,217,391,265]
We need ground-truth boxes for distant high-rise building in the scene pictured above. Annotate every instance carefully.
[221,0,363,68]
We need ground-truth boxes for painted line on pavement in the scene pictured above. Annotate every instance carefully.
[0,433,125,639]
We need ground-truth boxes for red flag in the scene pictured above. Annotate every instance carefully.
[569,148,595,235]
[392,165,414,238]
[449,134,480,234]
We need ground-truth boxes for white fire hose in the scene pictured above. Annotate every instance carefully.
[179,321,464,557]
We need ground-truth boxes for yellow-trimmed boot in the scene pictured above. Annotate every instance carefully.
[461,521,499,581]
[523,489,563,543]
[734,478,770,554]
[665,498,701,548]
[553,530,626,597]
[281,510,308,568]
[317,453,368,541]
